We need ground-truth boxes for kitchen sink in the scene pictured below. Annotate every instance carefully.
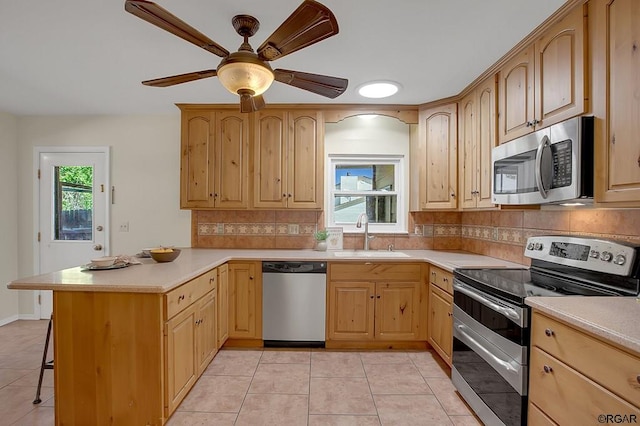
[333,250,410,258]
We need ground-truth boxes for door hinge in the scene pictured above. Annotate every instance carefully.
[100,184,104,193]
[38,294,41,305]
[37,169,41,179]
[37,232,41,242]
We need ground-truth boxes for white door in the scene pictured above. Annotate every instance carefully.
[38,149,110,318]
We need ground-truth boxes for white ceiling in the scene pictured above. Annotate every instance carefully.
[0,0,567,116]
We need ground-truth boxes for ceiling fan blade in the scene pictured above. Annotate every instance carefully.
[239,93,266,113]
[142,70,217,87]
[274,69,347,98]
[125,0,229,57]
[257,0,338,61]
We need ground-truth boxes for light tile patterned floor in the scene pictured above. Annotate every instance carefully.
[0,320,482,425]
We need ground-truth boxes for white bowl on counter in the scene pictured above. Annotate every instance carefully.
[91,256,118,267]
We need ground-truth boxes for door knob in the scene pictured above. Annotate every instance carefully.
[96,225,103,231]
[93,244,103,251]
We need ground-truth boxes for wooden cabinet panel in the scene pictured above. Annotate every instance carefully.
[498,46,535,143]
[528,402,558,426]
[498,4,586,144]
[329,262,422,282]
[179,109,249,209]
[165,303,198,414]
[418,102,458,209]
[428,283,453,366]
[459,75,497,210]
[429,265,453,295]
[287,111,323,208]
[217,263,229,348]
[228,261,262,339]
[529,346,639,425]
[327,281,375,340]
[253,110,323,209]
[375,282,420,340]
[165,269,217,319]
[532,311,640,407]
[327,263,426,343]
[195,291,217,376]
[593,0,640,204]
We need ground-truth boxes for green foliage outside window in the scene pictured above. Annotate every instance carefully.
[58,166,93,211]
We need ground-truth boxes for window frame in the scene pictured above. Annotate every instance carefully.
[326,154,406,234]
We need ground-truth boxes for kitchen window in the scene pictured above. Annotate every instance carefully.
[327,156,405,233]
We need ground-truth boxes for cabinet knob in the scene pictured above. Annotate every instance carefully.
[249,276,254,280]
[543,365,553,374]
[544,328,554,337]
[637,375,640,384]
[526,121,532,127]
[288,193,292,198]
[178,295,185,302]
[370,295,375,299]
[376,295,381,299]
[447,312,453,317]
[210,277,215,283]
[283,193,287,197]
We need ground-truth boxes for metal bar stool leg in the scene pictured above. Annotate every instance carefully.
[33,314,54,404]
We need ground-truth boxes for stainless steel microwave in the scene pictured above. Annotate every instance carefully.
[491,116,594,205]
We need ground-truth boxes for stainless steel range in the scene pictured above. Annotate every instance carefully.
[452,236,640,426]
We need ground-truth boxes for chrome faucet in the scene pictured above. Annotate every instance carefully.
[356,213,375,250]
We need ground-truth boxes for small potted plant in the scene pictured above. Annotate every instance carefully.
[314,229,329,251]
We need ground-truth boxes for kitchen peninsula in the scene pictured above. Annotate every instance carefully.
[8,248,518,425]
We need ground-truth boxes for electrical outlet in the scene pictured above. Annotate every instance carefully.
[119,221,129,232]
[288,224,299,235]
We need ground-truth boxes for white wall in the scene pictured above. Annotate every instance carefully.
[16,114,191,315]
[0,112,19,325]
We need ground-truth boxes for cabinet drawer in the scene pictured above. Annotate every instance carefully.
[528,402,558,426]
[529,347,639,425]
[429,266,452,294]
[166,270,217,319]
[329,263,421,282]
[532,312,640,407]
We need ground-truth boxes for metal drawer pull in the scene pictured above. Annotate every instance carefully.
[178,295,185,302]
[543,365,553,373]
[544,328,554,337]
[454,282,521,323]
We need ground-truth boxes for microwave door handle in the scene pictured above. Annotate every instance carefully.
[534,135,551,199]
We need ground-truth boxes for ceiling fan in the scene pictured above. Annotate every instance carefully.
[124,0,349,113]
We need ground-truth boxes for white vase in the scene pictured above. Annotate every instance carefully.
[315,240,327,251]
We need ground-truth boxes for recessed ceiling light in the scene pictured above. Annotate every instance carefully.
[357,81,400,99]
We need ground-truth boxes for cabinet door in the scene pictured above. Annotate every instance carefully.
[418,103,458,209]
[475,75,498,208]
[215,111,249,208]
[287,110,323,209]
[180,110,215,208]
[459,92,477,209]
[534,4,585,129]
[217,263,229,348]
[253,110,287,208]
[375,282,421,340]
[428,283,453,367]
[228,262,262,339]
[593,0,640,204]
[498,46,535,144]
[327,281,375,341]
[165,303,197,414]
[195,291,217,376]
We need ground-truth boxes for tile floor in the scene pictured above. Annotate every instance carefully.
[0,320,482,425]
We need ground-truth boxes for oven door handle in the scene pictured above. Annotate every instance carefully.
[534,135,551,199]
[453,281,521,324]
[454,322,519,374]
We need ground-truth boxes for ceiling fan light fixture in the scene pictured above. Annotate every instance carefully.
[357,81,400,99]
[217,52,275,96]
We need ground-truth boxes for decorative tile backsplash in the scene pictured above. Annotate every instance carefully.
[191,208,640,264]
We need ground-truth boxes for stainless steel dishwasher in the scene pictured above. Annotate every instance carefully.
[262,261,326,347]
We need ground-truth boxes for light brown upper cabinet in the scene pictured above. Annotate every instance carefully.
[253,110,324,209]
[498,4,586,144]
[592,0,640,205]
[459,75,497,209]
[416,102,458,210]
[179,109,249,209]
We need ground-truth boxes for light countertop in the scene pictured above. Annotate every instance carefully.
[7,248,521,293]
[526,296,640,355]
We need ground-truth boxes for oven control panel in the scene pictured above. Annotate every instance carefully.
[525,236,637,276]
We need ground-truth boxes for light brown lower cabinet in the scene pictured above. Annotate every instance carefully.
[326,262,428,348]
[217,263,229,348]
[228,261,263,343]
[427,265,453,367]
[52,267,219,425]
[528,311,640,424]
